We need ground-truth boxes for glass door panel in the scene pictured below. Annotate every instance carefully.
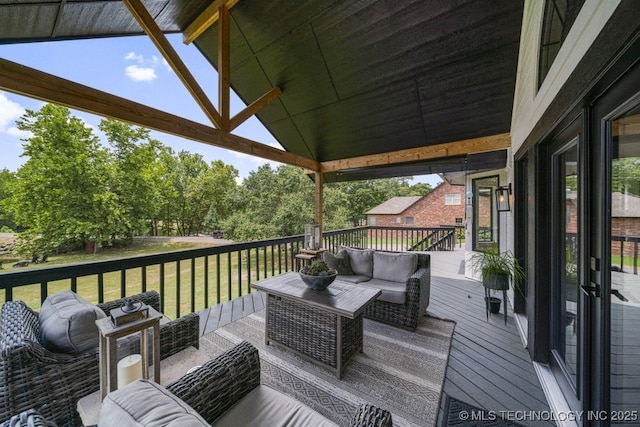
[552,141,580,390]
[609,109,640,421]
[473,176,498,252]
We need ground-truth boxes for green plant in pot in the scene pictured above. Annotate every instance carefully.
[470,245,525,322]
[470,245,525,292]
[300,260,337,291]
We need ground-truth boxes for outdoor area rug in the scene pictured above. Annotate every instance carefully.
[200,310,455,427]
[443,396,525,427]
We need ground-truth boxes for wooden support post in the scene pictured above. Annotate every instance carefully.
[218,4,231,131]
[314,171,324,243]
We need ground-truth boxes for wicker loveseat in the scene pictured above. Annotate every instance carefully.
[324,248,430,330]
[0,291,199,427]
[95,341,392,427]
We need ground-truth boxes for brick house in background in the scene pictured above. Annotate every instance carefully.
[366,181,465,231]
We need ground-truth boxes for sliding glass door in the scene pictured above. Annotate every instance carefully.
[607,106,640,422]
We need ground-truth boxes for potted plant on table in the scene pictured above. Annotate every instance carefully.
[470,245,525,316]
[299,260,337,291]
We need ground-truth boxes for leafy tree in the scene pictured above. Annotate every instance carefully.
[612,157,640,197]
[99,119,165,240]
[7,104,122,254]
[222,165,314,240]
[222,166,433,240]
[163,152,238,236]
[0,169,17,232]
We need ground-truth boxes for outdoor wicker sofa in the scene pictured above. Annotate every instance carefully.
[96,340,393,426]
[0,409,55,427]
[325,248,431,330]
[0,290,199,427]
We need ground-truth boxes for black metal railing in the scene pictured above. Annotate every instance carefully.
[611,235,640,275]
[0,226,450,318]
[566,233,639,275]
[367,226,456,252]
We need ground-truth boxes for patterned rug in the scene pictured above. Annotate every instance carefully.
[200,310,455,427]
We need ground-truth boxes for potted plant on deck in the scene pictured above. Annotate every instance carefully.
[470,245,525,320]
[299,260,337,291]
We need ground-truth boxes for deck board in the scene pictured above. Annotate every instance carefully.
[197,250,552,426]
[218,300,233,327]
[428,249,553,427]
[231,297,244,322]
[242,293,255,316]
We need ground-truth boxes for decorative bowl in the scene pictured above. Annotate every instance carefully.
[299,271,337,291]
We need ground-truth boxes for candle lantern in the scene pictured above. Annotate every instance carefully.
[304,223,321,250]
[96,298,162,400]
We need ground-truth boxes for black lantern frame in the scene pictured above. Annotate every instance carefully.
[495,183,512,212]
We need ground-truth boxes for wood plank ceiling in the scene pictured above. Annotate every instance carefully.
[0,0,524,182]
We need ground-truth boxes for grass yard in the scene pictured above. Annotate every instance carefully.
[1,237,289,319]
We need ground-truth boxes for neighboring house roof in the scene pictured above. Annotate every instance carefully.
[366,196,422,215]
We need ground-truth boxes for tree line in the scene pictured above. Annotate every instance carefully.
[0,104,432,256]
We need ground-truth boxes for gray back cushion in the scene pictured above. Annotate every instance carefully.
[39,290,106,354]
[322,250,353,275]
[99,379,210,427]
[372,252,418,282]
[340,247,374,277]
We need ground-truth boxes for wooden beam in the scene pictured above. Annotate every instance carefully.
[183,0,240,45]
[218,4,231,131]
[230,86,281,131]
[0,58,319,172]
[184,1,281,132]
[320,133,511,173]
[123,0,222,129]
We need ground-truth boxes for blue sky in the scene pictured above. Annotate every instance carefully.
[0,34,441,186]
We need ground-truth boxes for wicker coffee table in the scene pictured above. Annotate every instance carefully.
[251,272,380,379]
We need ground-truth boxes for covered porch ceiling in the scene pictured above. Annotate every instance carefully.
[0,0,524,182]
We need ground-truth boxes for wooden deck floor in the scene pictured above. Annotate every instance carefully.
[198,249,552,426]
[427,249,553,427]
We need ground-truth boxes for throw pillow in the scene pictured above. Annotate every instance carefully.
[99,379,210,427]
[39,290,106,354]
[323,250,353,275]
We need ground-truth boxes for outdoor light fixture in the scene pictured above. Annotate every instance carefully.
[495,183,512,212]
[304,223,321,250]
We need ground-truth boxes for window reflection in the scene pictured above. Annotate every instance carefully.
[473,176,498,252]
[609,111,640,421]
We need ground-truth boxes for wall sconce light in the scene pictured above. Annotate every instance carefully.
[495,183,512,212]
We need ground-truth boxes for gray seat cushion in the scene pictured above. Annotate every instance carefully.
[99,379,210,427]
[337,274,371,284]
[372,252,417,282]
[38,290,106,354]
[212,384,337,427]
[359,278,407,304]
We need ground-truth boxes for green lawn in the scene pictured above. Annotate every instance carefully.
[2,240,288,319]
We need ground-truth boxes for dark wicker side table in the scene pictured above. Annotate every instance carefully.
[251,272,380,379]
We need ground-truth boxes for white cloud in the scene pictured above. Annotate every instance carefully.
[235,176,244,185]
[125,65,157,82]
[0,92,25,133]
[6,127,31,139]
[123,52,172,82]
[124,51,144,64]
